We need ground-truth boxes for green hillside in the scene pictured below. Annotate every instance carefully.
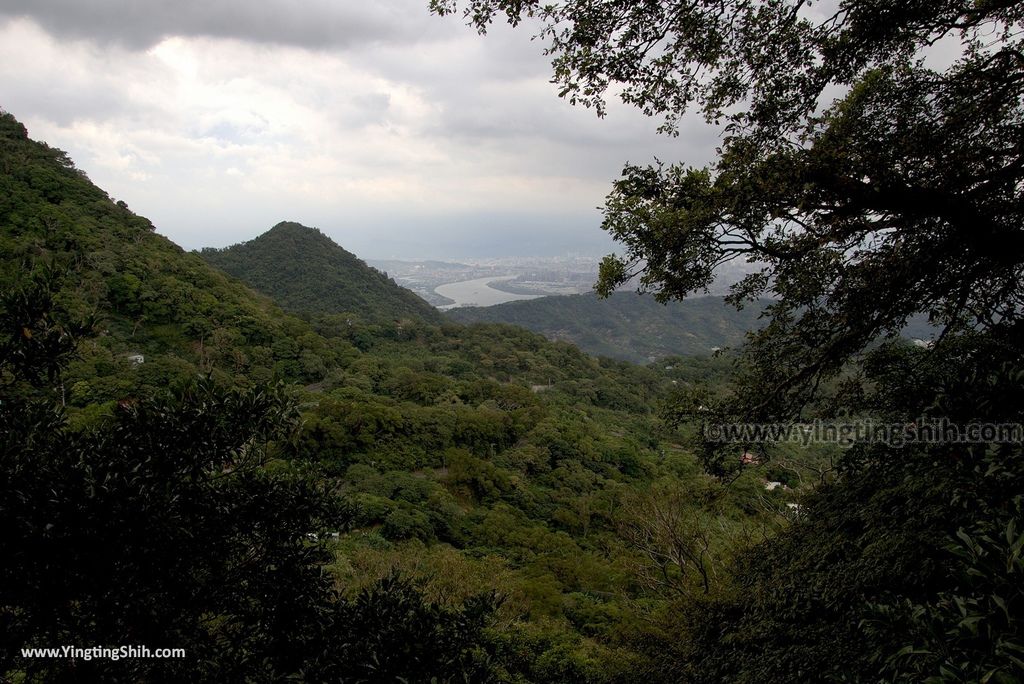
[3,106,995,684]
[0,118,351,404]
[200,222,443,323]
[0,110,799,681]
[449,291,768,362]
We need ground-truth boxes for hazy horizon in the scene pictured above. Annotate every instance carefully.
[193,213,621,261]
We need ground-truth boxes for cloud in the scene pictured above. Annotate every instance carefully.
[0,4,724,258]
[0,0,458,50]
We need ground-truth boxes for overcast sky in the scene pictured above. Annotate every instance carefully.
[0,0,720,259]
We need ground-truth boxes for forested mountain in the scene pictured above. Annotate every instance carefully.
[448,292,769,362]
[199,222,443,323]
[0,123,333,401]
[1,110,812,682]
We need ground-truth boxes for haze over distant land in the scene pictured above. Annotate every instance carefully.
[0,0,720,257]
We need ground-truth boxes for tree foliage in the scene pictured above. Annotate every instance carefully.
[0,269,505,682]
[433,0,1024,415]
[433,0,1024,680]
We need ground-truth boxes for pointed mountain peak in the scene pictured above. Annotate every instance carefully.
[201,223,441,323]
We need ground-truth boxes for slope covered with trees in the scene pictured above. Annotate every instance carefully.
[435,0,1024,680]
[449,292,768,362]
[11,0,1024,672]
[0,111,504,681]
[200,221,444,324]
[2,110,820,682]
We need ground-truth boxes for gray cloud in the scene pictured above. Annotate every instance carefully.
[348,20,720,167]
[0,0,457,49]
[2,75,127,126]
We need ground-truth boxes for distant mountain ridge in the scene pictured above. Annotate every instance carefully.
[448,292,769,363]
[200,223,443,323]
[448,290,941,364]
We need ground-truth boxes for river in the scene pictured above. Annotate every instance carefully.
[434,275,543,309]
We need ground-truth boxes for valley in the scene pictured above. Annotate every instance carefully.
[0,112,819,681]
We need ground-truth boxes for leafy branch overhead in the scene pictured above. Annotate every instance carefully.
[435,0,1024,416]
